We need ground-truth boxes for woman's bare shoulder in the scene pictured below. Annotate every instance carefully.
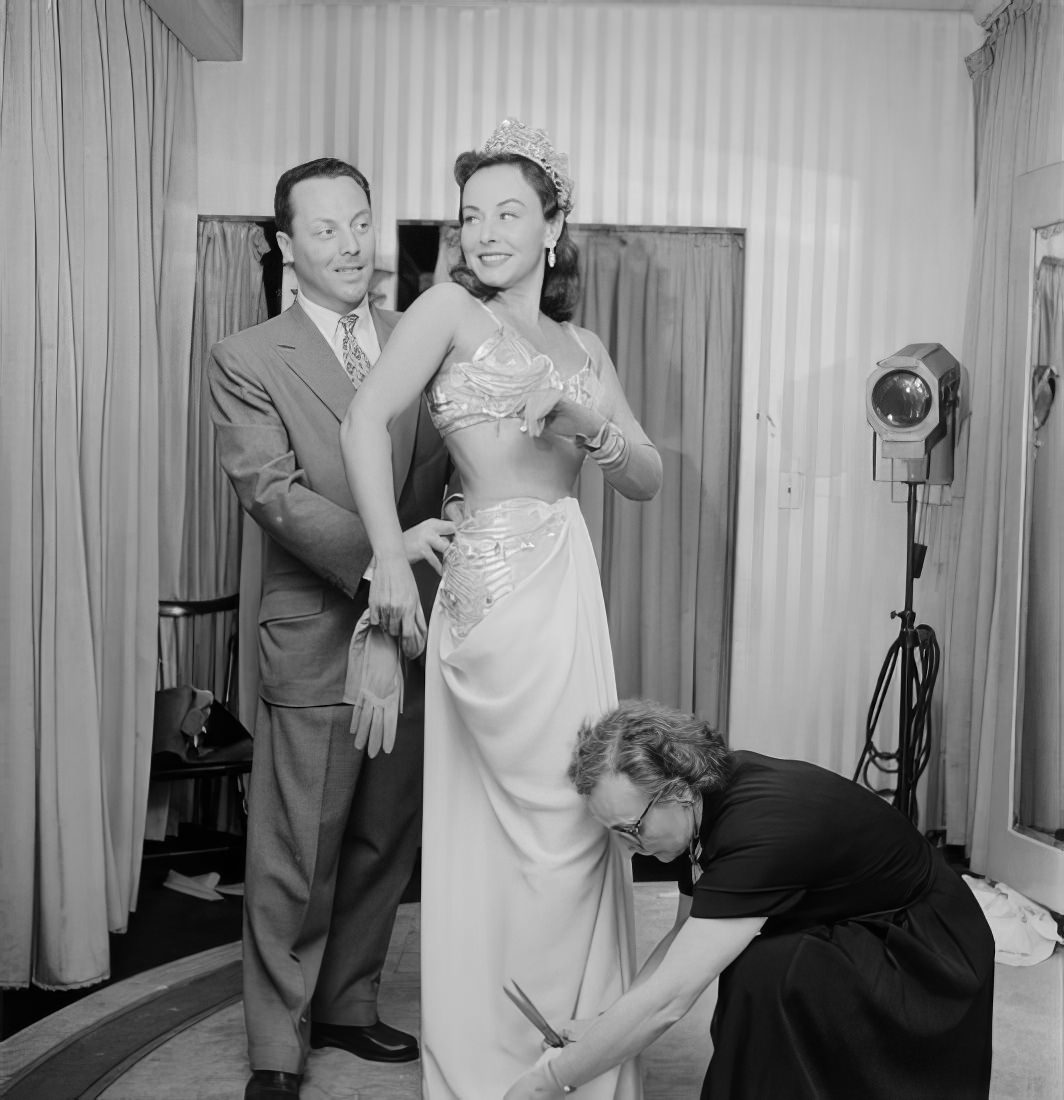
[392,282,482,352]
[408,280,478,316]
[565,322,612,368]
[565,320,605,350]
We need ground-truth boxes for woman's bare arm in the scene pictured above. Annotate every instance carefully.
[340,282,467,652]
[582,328,663,501]
[503,912,764,1098]
[519,326,662,502]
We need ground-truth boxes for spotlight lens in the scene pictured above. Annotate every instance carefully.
[872,371,932,427]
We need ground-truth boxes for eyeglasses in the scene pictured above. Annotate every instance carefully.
[611,790,663,839]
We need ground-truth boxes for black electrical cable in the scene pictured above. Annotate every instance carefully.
[853,617,940,825]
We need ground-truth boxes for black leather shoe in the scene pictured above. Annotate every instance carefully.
[310,1020,419,1063]
[244,1070,302,1099]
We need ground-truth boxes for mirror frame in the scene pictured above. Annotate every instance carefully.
[985,160,1064,913]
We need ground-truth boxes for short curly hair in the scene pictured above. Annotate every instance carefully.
[449,150,580,322]
[569,699,734,802]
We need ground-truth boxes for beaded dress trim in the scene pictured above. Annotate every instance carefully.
[439,498,566,639]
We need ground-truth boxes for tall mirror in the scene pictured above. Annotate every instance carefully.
[1017,221,1064,848]
[987,160,1064,913]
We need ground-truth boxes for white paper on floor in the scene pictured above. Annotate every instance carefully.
[162,869,224,901]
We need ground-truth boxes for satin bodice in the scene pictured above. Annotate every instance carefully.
[427,303,600,437]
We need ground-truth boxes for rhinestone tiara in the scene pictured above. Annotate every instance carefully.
[480,118,574,214]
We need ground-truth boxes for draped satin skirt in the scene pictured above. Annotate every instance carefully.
[420,497,643,1100]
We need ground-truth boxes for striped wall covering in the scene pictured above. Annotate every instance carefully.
[196,2,981,793]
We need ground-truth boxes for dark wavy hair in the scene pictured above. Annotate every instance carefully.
[569,699,734,803]
[449,151,580,322]
[274,158,372,237]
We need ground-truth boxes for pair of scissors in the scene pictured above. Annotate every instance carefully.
[503,979,568,1049]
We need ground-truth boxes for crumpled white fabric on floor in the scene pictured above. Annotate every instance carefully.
[964,875,1064,966]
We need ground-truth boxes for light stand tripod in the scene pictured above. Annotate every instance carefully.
[853,482,941,823]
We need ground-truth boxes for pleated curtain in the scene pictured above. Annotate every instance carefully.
[0,0,197,989]
[572,228,744,735]
[939,0,1064,857]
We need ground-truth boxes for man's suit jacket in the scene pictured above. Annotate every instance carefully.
[209,300,450,707]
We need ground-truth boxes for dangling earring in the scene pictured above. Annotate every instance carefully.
[547,240,557,269]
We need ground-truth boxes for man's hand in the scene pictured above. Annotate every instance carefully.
[442,493,466,525]
[403,517,455,575]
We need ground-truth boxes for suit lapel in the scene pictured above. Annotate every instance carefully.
[374,305,418,500]
[276,301,419,501]
[275,301,358,423]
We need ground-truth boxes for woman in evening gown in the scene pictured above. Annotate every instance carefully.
[341,119,661,1099]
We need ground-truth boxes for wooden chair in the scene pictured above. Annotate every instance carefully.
[149,595,253,852]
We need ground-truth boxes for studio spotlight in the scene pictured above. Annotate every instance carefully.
[856,342,968,825]
[866,343,964,486]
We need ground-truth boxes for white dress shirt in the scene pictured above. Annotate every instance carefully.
[297,290,382,368]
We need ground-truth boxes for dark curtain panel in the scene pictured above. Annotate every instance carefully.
[149,220,269,838]
[571,228,744,735]
[160,219,269,695]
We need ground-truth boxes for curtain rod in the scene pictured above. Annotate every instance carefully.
[572,223,745,236]
[398,218,744,236]
[203,214,746,237]
[199,214,272,222]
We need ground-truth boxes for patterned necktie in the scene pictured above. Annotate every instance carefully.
[338,312,372,389]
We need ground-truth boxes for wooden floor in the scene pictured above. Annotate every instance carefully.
[1,883,1061,1099]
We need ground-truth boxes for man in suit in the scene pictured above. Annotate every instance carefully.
[209,158,453,1100]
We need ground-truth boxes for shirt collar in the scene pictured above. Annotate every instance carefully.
[297,289,369,343]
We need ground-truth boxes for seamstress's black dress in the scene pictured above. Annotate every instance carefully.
[679,752,995,1100]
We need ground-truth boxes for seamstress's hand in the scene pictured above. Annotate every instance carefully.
[520,390,602,443]
[403,517,455,575]
[555,1017,594,1044]
[368,554,427,659]
[502,1050,567,1099]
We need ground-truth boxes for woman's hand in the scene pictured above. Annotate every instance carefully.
[520,389,602,443]
[369,519,455,657]
[367,555,427,659]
